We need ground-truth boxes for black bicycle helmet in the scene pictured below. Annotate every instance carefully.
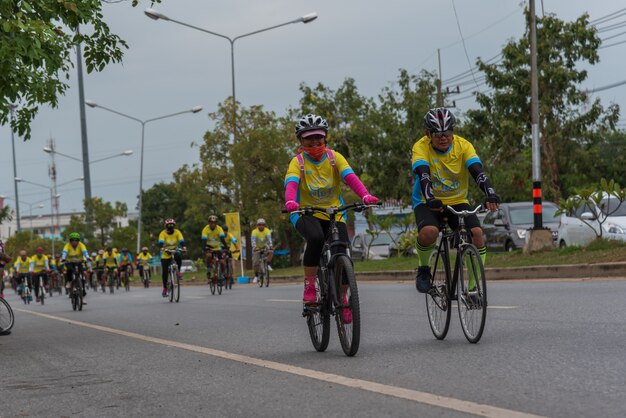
[423,107,456,132]
[295,114,329,138]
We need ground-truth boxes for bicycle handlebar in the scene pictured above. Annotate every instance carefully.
[281,201,382,215]
[444,204,483,217]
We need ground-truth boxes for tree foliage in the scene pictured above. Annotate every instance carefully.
[83,197,127,247]
[0,0,160,140]
[463,10,620,202]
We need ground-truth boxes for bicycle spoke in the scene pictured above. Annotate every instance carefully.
[457,245,487,343]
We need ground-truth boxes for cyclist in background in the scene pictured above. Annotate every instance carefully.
[94,249,106,288]
[14,250,31,300]
[29,247,50,302]
[60,232,90,302]
[201,215,228,284]
[251,218,273,283]
[158,219,186,297]
[136,247,152,282]
[102,246,118,288]
[283,114,379,304]
[0,239,11,298]
[411,107,499,294]
[118,248,134,285]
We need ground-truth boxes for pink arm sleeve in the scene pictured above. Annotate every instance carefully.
[284,181,299,203]
[344,173,369,199]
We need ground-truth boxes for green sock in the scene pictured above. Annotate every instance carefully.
[416,242,435,267]
[468,247,487,290]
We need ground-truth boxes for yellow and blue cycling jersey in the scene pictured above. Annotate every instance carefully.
[118,252,133,266]
[137,252,152,266]
[30,254,49,273]
[411,134,481,207]
[61,242,89,263]
[225,233,238,251]
[14,256,31,273]
[158,229,184,260]
[103,251,119,268]
[251,228,272,251]
[94,255,106,269]
[283,150,353,225]
[201,225,225,251]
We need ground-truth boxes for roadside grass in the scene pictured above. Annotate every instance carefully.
[269,238,626,277]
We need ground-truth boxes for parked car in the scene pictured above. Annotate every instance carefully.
[571,193,626,236]
[180,259,197,273]
[351,231,403,261]
[557,212,626,248]
[481,202,559,251]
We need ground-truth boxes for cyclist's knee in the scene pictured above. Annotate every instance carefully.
[418,226,439,246]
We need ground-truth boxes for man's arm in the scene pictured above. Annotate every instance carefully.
[414,165,441,209]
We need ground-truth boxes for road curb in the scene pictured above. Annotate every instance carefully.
[267,262,626,282]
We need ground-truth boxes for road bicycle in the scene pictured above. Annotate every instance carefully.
[284,202,379,357]
[0,296,14,335]
[206,250,225,296]
[257,249,271,288]
[164,248,183,303]
[425,204,487,343]
[68,263,84,311]
[104,267,118,294]
[223,250,234,290]
[33,272,47,305]
[120,265,132,292]
[17,274,32,305]
[140,264,151,288]
[50,270,63,296]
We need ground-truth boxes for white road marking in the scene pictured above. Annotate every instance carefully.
[450,304,518,310]
[16,309,544,418]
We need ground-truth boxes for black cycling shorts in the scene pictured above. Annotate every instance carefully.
[414,203,481,232]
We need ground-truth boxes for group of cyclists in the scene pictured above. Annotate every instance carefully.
[283,107,500,307]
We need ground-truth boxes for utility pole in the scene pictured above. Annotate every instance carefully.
[525,0,552,253]
[48,137,60,258]
[436,49,444,107]
[9,104,21,231]
[76,25,92,202]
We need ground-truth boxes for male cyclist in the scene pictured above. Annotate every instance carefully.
[411,107,499,294]
[251,218,273,283]
[60,232,90,302]
[118,248,134,287]
[201,215,228,284]
[29,247,50,302]
[14,250,31,300]
[136,247,152,283]
[94,249,106,289]
[102,246,118,289]
[158,219,186,297]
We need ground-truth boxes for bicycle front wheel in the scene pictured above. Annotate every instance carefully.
[334,255,360,357]
[306,269,330,352]
[174,269,180,303]
[265,265,270,287]
[217,265,223,295]
[457,245,487,343]
[426,247,452,340]
[0,297,15,333]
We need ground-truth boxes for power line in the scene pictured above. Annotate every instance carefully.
[596,20,626,33]
[590,8,626,25]
[451,0,481,92]
[587,79,626,93]
[443,53,502,84]
[601,30,626,42]
[599,38,626,49]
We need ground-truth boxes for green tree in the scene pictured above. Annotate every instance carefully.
[140,182,187,249]
[62,213,95,250]
[464,10,620,202]
[5,232,52,257]
[109,224,137,254]
[0,205,12,225]
[84,197,127,247]
[0,0,160,140]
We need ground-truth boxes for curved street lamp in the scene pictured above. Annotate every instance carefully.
[85,100,203,253]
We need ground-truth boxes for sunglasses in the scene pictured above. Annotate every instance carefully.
[70,239,79,242]
[430,130,453,139]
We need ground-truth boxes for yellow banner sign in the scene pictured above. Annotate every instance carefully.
[224,212,241,260]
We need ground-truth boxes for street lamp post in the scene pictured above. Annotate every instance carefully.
[43,147,134,164]
[144,8,317,145]
[15,177,83,258]
[85,101,203,253]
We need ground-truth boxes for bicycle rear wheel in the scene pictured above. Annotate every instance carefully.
[334,255,360,357]
[305,269,330,352]
[258,271,264,287]
[426,246,452,340]
[265,265,270,287]
[217,265,223,295]
[0,297,15,333]
[125,273,130,292]
[39,282,45,305]
[457,245,487,343]
[168,271,175,303]
[174,268,180,303]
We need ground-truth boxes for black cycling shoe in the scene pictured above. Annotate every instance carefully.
[415,266,432,293]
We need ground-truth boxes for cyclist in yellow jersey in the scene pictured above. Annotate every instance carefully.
[221,225,240,282]
[158,219,186,297]
[411,107,499,294]
[283,114,379,306]
[118,248,134,286]
[93,249,105,289]
[14,250,31,300]
[136,247,152,282]
[251,218,273,283]
[61,232,90,301]
[29,247,50,302]
[201,215,229,283]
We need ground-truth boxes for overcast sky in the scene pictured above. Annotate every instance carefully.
[1,0,624,218]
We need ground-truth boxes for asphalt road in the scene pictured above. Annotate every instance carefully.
[1,278,625,418]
